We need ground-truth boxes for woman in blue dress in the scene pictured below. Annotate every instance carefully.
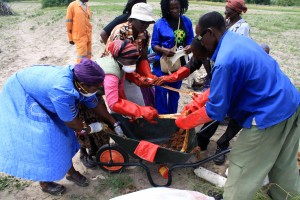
[0,59,110,195]
[151,0,194,114]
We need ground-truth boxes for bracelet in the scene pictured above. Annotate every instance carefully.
[113,121,121,128]
[78,121,88,135]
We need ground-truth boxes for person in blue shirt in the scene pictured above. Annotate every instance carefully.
[176,11,300,200]
[151,0,194,114]
[0,59,120,196]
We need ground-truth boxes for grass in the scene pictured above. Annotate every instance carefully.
[68,194,97,200]
[0,175,31,192]
[94,174,137,198]
[76,0,300,81]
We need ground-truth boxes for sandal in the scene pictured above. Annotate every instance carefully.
[66,170,89,187]
[40,181,66,196]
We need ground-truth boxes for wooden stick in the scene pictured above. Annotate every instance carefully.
[180,129,189,152]
[160,85,195,96]
[158,113,181,119]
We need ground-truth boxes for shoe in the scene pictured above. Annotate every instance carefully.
[207,190,223,200]
[66,170,89,187]
[213,147,226,165]
[267,189,273,199]
[80,153,97,169]
[40,181,66,196]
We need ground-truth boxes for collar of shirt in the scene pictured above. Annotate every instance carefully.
[211,30,228,62]
[78,0,87,11]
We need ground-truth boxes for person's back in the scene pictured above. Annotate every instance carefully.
[208,31,300,127]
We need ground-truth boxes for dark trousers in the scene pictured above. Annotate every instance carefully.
[197,119,242,150]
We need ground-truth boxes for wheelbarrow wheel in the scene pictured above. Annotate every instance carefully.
[96,144,129,174]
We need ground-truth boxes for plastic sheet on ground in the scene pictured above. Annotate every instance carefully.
[110,187,214,200]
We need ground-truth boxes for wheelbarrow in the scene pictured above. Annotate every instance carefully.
[93,113,230,187]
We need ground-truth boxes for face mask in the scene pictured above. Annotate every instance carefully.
[122,64,136,73]
[80,91,97,97]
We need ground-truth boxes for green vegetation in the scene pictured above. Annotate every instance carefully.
[95,174,137,196]
[68,194,97,200]
[94,174,137,197]
[0,175,30,192]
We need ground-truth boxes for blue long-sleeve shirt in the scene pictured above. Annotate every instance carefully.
[17,65,98,122]
[207,31,300,129]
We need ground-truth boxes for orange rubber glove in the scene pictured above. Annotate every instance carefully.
[181,88,210,114]
[111,99,158,123]
[175,106,212,129]
[125,72,156,87]
[136,60,156,79]
[154,67,190,86]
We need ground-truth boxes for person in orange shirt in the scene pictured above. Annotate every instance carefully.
[66,0,92,63]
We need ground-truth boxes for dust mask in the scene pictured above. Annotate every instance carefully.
[80,91,97,97]
[121,64,136,73]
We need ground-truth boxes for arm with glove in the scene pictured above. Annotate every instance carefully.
[154,66,191,86]
[126,59,158,87]
[175,89,212,129]
[125,72,155,88]
[153,56,205,86]
[111,98,158,123]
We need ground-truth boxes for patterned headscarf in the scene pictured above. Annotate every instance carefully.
[108,39,140,59]
[74,58,105,86]
[226,0,247,14]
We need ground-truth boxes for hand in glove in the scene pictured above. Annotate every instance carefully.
[141,106,159,123]
[113,122,126,138]
[89,122,104,133]
[181,89,210,114]
[125,72,157,87]
[176,106,212,129]
[153,67,190,86]
[112,99,159,123]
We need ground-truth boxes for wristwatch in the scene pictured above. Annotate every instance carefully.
[113,121,121,127]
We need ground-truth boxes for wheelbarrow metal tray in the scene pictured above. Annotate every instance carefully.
[111,114,197,164]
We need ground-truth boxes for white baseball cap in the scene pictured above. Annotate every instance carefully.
[129,3,155,23]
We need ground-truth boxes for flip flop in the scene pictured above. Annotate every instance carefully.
[66,171,89,187]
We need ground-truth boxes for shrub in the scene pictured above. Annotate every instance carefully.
[42,0,72,8]
[246,0,271,5]
[276,0,297,6]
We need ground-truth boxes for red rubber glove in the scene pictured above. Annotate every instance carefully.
[154,67,190,86]
[176,106,212,129]
[111,99,158,123]
[181,88,210,114]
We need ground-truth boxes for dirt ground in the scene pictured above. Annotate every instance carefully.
[0,1,298,200]
[0,2,230,199]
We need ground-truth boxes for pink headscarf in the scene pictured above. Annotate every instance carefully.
[226,0,247,14]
